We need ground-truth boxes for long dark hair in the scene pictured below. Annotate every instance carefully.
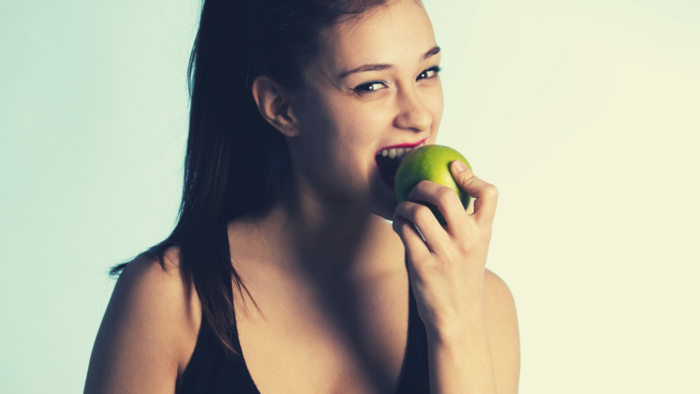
[110,0,391,357]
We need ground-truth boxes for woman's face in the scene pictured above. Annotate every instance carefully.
[288,0,443,220]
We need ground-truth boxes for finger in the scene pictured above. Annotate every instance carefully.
[391,215,430,262]
[408,180,468,237]
[394,200,448,255]
[451,160,499,226]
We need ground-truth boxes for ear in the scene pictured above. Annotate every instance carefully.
[251,76,301,138]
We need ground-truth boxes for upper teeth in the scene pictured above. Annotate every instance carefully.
[381,142,424,159]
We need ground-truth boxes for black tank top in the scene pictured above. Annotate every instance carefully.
[176,281,430,394]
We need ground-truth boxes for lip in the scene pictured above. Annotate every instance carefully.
[374,137,428,191]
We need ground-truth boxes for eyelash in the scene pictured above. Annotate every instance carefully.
[353,66,442,94]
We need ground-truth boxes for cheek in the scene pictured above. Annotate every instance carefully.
[320,94,388,153]
[324,104,383,174]
[295,95,379,180]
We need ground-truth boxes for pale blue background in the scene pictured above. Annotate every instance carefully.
[1,0,699,393]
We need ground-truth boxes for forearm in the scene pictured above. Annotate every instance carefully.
[426,307,498,394]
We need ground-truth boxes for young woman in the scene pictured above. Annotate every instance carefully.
[84,0,520,393]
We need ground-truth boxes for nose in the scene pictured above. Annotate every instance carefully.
[393,86,433,133]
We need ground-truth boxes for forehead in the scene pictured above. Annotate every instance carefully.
[316,0,437,74]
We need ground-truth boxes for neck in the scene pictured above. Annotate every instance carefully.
[241,170,401,283]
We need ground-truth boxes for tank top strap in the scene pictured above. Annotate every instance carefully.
[226,273,263,393]
[176,275,261,394]
[393,281,431,394]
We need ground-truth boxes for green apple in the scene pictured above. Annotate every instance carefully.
[394,145,472,226]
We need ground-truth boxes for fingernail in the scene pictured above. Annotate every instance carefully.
[453,160,467,172]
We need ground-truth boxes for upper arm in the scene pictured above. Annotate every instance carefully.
[84,249,200,394]
[483,269,520,394]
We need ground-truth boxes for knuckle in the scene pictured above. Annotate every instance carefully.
[436,187,456,204]
[412,205,433,223]
[461,171,478,184]
[413,252,429,266]
[484,184,499,198]
[412,254,435,272]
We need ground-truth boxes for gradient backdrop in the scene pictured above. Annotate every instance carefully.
[1,0,698,393]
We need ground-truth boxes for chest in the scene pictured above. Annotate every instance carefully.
[233,267,410,394]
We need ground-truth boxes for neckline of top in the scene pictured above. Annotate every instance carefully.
[229,281,417,394]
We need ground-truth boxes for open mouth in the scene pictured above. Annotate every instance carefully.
[375,139,426,190]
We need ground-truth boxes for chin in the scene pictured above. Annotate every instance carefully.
[366,174,399,221]
[368,194,399,222]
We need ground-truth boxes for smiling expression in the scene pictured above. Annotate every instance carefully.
[285,0,443,220]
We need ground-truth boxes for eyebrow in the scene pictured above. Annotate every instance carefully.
[337,45,441,80]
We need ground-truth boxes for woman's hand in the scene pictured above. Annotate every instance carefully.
[392,159,499,338]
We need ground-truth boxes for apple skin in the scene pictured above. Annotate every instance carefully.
[394,145,472,227]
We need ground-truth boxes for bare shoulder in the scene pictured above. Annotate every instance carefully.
[483,268,520,394]
[84,247,202,394]
[483,269,516,310]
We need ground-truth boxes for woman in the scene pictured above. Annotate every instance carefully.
[84,0,520,393]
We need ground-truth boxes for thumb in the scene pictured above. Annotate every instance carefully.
[450,160,498,224]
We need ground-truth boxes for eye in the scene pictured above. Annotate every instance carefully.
[353,81,388,95]
[417,66,441,80]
